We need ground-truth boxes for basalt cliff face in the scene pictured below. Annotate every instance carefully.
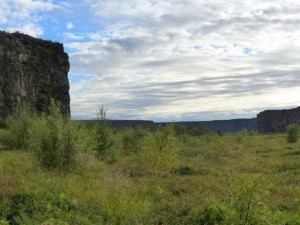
[0,31,70,118]
[257,107,300,133]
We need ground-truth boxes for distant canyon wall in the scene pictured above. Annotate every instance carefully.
[105,118,258,133]
[109,108,300,133]
[170,118,257,133]
[0,31,70,118]
[257,107,300,133]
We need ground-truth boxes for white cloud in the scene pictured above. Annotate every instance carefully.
[66,22,74,30]
[15,0,58,11]
[64,32,85,40]
[0,0,60,22]
[7,23,44,37]
[0,0,62,37]
[68,0,300,120]
[1,0,300,120]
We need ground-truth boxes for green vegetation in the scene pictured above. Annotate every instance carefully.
[287,124,299,143]
[0,104,33,150]
[0,105,300,224]
[135,124,178,176]
[93,106,116,163]
[29,99,78,171]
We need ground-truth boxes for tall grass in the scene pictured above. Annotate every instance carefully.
[1,105,300,224]
[1,104,33,150]
[286,124,299,143]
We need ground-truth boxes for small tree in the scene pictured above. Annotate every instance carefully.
[287,124,299,143]
[94,106,116,162]
[135,124,179,176]
[30,99,77,171]
[61,121,78,168]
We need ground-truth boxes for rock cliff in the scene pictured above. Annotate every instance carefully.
[0,30,70,118]
[257,107,300,133]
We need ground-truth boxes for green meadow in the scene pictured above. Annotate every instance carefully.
[0,104,300,225]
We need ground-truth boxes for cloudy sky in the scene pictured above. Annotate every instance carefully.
[0,0,299,121]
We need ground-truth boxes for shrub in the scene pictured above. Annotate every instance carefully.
[1,104,33,150]
[0,120,8,129]
[30,99,78,171]
[0,219,9,225]
[187,123,210,136]
[135,124,179,176]
[173,124,187,136]
[4,191,82,225]
[217,130,224,136]
[287,124,299,143]
[285,218,300,225]
[6,193,35,224]
[172,166,196,176]
[236,129,248,144]
[94,106,117,163]
[122,126,148,154]
[192,205,227,225]
[0,174,18,222]
[60,120,78,169]
[229,175,275,225]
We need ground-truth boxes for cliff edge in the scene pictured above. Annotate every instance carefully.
[0,31,70,118]
[257,106,300,133]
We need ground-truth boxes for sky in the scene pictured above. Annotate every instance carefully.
[0,0,299,121]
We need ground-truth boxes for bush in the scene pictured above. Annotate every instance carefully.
[172,166,196,176]
[0,120,8,129]
[30,99,78,171]
[173,124,187,136]
[1,104,33,150]
[287,124,299,143]
[187,123,210,136]
[122,126,148,154]
[60,121,78,169]
[229,175,276,225]
[135,124,179,176]
[94,106,117,163]
[236,129,248,144]
[285,218,300,225]
[3,191,82,225]
[192,205,227,225]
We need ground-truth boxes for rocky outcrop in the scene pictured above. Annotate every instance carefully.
[0,30,70,118]
[257,107,300,133]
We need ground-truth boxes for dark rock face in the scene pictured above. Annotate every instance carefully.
[257,107,300,133]
[0,31,70,118]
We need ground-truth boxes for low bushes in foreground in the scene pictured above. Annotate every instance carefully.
[1,104,300,224]
[0,105,33,150]
[134,124,179,176]
[29,99,78,171]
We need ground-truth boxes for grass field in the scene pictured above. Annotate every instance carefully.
[1,123,300,225]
